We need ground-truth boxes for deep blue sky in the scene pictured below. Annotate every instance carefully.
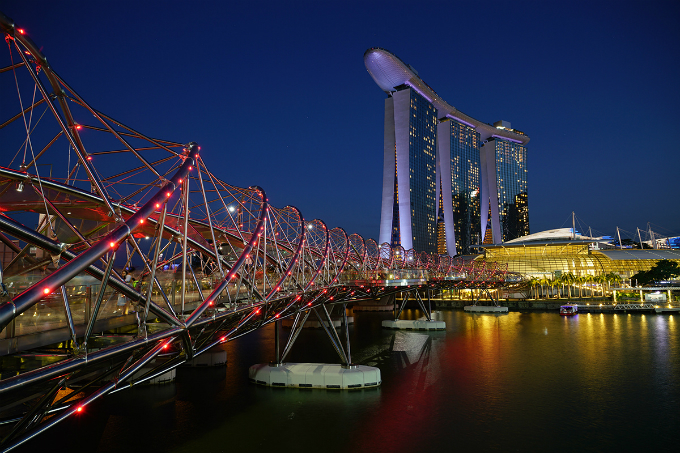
[2,0,679,242]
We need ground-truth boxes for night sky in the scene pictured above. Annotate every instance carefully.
[2,0,679,243]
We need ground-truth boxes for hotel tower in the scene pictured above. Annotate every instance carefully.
[364,48,530,255]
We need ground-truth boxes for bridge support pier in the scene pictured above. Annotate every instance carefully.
[382,288,445,331]
[249,303,381,389]
[249,363,380,389]
[464,287,508,313]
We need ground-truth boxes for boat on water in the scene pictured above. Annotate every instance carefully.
[560,304,578,316]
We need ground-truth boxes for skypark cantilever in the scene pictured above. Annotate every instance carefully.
[365,48,531,255]
[364,48,529,145]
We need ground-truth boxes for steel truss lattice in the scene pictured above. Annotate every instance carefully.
[0,12,517,451]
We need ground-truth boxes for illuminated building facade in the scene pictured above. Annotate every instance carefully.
[481,130,529,244]
[365,48,530,255]
[479,237,680,281]
[438,118,481,254]
[379,88,438,252]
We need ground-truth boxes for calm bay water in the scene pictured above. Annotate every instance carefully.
[16,309,680,452]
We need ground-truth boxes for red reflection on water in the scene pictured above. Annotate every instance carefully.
[350,332,481,452]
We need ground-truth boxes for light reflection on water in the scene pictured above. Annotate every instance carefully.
[15,310,680,453]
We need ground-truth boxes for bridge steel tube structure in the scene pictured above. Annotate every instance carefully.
[0,12,518,451]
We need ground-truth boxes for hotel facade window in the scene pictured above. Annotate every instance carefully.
[481,137,529,243]
[379,87,437,253]
[437,119,481,255]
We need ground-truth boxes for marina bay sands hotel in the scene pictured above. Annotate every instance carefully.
[364,48,530,256]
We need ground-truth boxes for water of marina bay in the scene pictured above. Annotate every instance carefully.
[15,308,680,453]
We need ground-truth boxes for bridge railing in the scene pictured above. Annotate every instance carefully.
[338,268,429,283]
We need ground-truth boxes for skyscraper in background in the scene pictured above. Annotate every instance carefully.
[438,118,481,255]
[379,87,438,253]
[481,127,530,243]
[364,48,530,255]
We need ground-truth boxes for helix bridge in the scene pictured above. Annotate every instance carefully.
[0,12,519,451]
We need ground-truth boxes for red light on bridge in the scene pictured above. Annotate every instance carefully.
[139,219,145,224]
[275,313,280,318]
[110,241,116,248]
[189,166,193,171]
[255,308,261,314]
[208,301,213,306]
[163,344,169,350]
[87,156,92,161]
[75,125,82,130]
[178,179,183,183]
[166,192,171,197]
[17,29,25,34]
[156,203,160,208]
[76,406,83,413]
[43,288,50,295]
[307,302,312,306]
[221,336,226,342]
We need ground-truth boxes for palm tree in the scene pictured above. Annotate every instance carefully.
[593,274,603,297]
[605,272,622,298]
[598,273,606,296]
[564,272,576,299]
[549,278,559,298]
[557,274,566,298]
[539,277,551,299]
[529,277,541,299]
[559,273,573,299]
[585,274,594,297]
[575,275,585,298]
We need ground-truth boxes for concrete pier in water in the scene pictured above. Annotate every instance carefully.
[249,363,381,389]
[382,319,445,330]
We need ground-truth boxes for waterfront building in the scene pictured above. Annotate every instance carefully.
[477,228,680,280]
[364,48,530,255]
